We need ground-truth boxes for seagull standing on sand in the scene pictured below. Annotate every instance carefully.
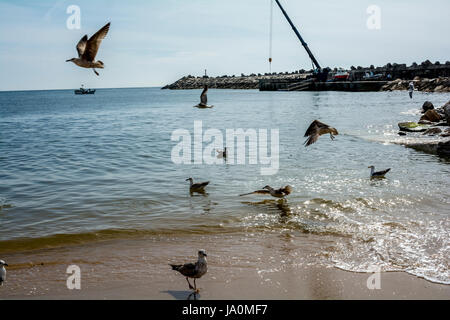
[170,250,208,292]
[240,185,293,199]
[186,178,210,193]
[368,166,391,179]
[304,120,339,147]
[66,22,111,76]
[0,260,8,286]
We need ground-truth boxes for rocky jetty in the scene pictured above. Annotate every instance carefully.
[162,60,450,91]
[396,100,450,157]
[381,77,450,93]
[161,72,309,90]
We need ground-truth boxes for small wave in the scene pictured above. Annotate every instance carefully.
[400,108,421,116]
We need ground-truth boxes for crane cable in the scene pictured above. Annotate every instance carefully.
[268,0,273,73]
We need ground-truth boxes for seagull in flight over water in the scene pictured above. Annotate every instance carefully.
[304,120,339,147]
[170,250,208,293]
[66,22,111,76]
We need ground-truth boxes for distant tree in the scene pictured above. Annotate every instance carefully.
[435,61,440,65]
[370,65,375,69]
[350,66,356,70]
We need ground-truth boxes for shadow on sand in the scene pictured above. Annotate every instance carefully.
[162,290,201,300]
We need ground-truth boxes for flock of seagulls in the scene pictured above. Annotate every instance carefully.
[18,21,386,295]
[175,120,389,292]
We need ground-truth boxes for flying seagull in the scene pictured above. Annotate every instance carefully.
[368,166,391,179]
[170,250,208,292]
[304,120,339,147]
[0,260,8,286]
[240,185,293,199]
[186,178,210,193]
[66,22,111,76]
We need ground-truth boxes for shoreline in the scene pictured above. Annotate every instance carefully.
[1,232,449,300]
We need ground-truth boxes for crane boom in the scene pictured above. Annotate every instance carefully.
[274,0,321,71]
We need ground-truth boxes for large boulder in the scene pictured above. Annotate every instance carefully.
[398,122,429,132]
[420,109,442,122]
[422,128,442,136]
[422,101,434,113]
[437,140,450,157]
[444,101,450,125]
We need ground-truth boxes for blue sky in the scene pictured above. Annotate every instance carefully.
[0,0,449,91]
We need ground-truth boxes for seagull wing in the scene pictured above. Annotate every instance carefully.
[304,120,328,137]
[171,263,197,277]
[374,169,391,176]
[82,22,111,62]
[304,133,320,147]
[200,90,207,105]
[192,182,209,189]
[76,35,88,57]
[239,190,271,197]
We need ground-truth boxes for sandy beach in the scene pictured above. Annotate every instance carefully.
[1,232,448,300]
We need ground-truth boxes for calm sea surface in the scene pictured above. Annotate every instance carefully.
[0,88,449,284]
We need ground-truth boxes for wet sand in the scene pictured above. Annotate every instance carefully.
[1,232,449,300]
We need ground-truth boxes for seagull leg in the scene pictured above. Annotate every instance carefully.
[194,279,200,294]
[93,69,99,76]
[186,278,194,290]
[330,134,335,141]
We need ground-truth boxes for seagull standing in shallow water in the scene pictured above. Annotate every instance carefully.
[186,178,210,193]
[240,185,293,199]
[368,166,391,179]
[0,260,8,286]
[170,250,208,293]
[66,22,111,76]
[304,120,339,147]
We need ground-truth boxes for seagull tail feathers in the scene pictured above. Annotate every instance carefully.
[170,264,182,271]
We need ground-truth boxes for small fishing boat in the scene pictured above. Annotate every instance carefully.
[74,85,95,95]
[333,69,350,81]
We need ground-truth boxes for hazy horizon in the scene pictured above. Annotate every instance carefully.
[1,0,449,91]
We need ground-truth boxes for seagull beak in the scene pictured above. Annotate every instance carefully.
[4,264,8,266]
[66,60,71,62]
[203,253,207,257]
